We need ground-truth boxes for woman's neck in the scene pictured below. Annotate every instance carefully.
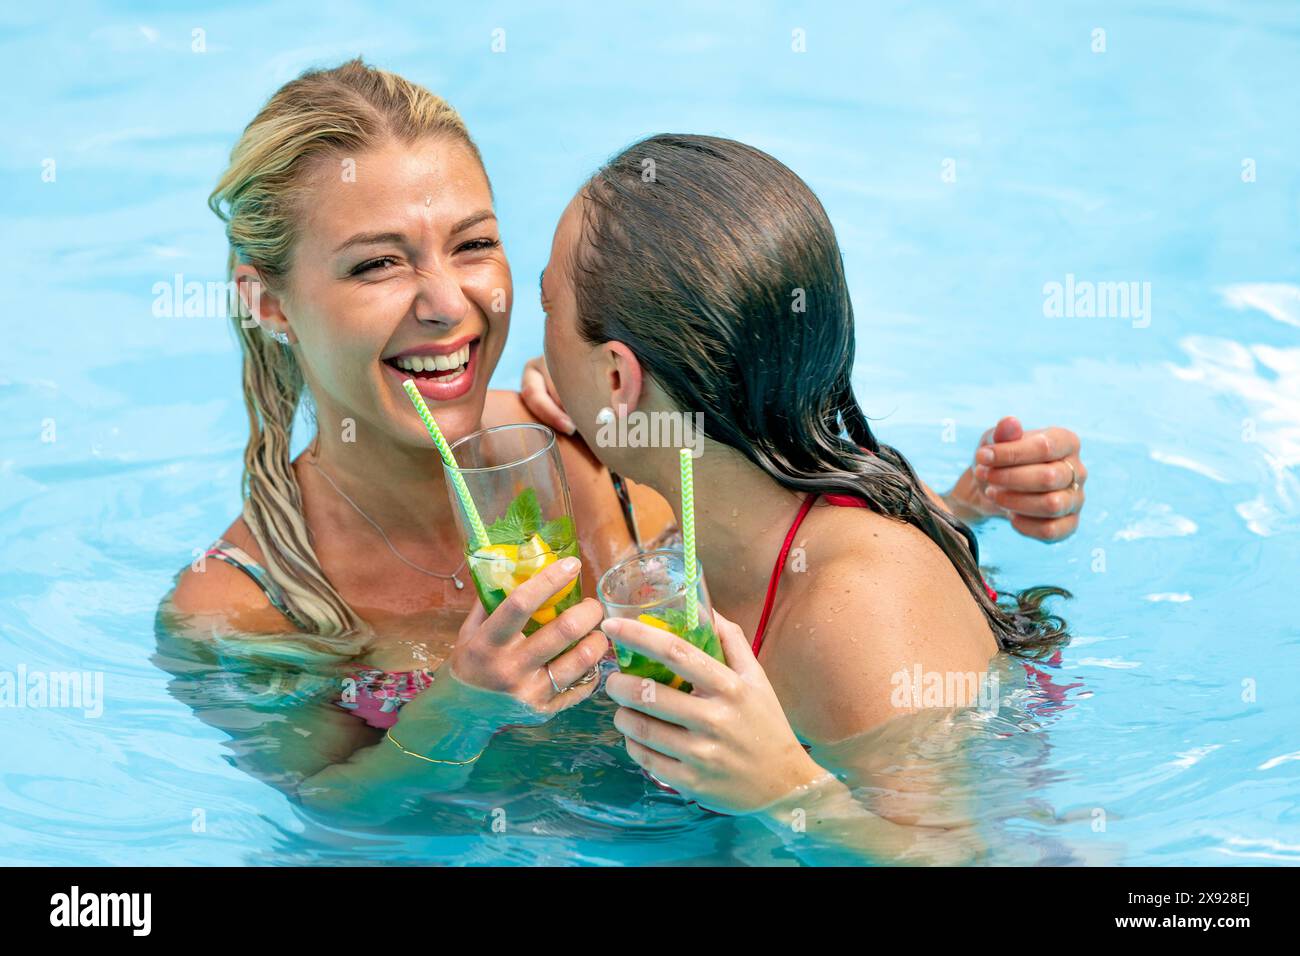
[635,441,805,629]
[302,407,468,546]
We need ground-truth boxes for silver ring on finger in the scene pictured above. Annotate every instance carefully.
[1063,458,1081,492]
[546,664,564,695]
[547,663,600,694]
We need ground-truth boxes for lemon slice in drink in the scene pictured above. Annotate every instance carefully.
[503,534,577,625]
[515,534,554,577]
[471,543,519,592]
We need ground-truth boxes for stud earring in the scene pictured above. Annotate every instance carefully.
[595,406,616,426]
[266,329,290,346]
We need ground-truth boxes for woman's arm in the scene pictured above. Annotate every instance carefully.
[601,609,987,866]
[291,669,525,825]
[156,618,502,826]
[751,772,985,866]
[159,553,608,826]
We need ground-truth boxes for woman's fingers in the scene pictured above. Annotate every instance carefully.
[529,609,606,674]
[985,483,1084,519]
[711,608,760,675]
[975,426,1079,468]
[521,597,604,665]
[981,415,1023,447]
[520,356,575,434]
[456,598,488,644]
[536,630,608,711]
[966,420,1086,542]
[482,557,584,645]
[613,705,697,762]
[978,458,1086,492]
[623,735,685,784]
[1009,512,1081,542]
[603,668,715,728]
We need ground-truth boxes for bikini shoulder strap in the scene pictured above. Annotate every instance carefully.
[202,538,308,631]
[751,493,819,656]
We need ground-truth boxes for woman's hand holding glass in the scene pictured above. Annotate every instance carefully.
[419,557,608,732]
[601,608,828,815]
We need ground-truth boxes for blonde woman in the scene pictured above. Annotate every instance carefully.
[160,59,672,825]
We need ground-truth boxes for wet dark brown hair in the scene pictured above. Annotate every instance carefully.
[571,133,1069,659]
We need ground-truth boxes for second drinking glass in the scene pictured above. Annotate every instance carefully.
[597,547,724,691]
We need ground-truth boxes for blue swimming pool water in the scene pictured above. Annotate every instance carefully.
[2,1,1298,865]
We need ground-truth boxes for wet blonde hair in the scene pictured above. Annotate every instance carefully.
[208,58,482,648]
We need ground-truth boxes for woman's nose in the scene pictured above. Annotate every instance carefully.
[412,262,471,328]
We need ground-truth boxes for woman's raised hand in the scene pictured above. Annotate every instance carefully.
[946,416,1087,542]
[520,355,575,435]
[438,557,608,728]
[601,608,827,815]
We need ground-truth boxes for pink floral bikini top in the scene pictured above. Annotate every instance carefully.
[202,538,432,729]
[337,667,435,729]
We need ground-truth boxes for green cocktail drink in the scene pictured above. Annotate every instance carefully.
[597,548,723,692]
[466,487,583,634]
[445,424,582,636]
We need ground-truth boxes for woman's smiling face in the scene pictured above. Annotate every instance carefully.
[277,135,510,446]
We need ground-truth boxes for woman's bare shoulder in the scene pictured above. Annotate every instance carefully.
[164,516,299,636]
[762,506,997,741]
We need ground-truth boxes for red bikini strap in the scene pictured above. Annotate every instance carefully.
[752,493,819,656]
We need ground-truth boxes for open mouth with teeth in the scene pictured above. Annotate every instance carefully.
[382,337,481,401]
[386,341,472,378]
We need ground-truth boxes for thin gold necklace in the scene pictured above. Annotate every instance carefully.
[307,457,466,589]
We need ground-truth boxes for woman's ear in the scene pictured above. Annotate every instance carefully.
[233,263,294,342]
[602,341,644,414]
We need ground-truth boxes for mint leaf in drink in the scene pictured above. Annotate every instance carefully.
[538,515,575,549]
[652,608,723,661]
[485,487,543,545]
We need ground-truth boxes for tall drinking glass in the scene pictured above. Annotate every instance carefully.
[444,423,582,635]
[597,548,724,692]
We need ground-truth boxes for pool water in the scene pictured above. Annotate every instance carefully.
[2,1,1298,865]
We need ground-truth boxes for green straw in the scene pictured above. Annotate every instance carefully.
[679,448,699,626]
[401,379,489,550]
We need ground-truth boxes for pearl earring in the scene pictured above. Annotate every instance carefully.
[595,406,616,426]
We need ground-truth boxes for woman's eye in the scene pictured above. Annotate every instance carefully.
[457,238,501,254]
[352,256,398,275]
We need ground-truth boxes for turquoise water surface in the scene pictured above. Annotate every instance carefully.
[2,1,1298,865]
